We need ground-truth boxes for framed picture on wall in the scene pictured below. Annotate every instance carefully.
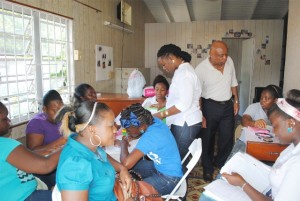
[95,45,113,81]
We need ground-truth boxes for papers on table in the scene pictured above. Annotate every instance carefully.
[244,126,280,144]
[203,152,271,201]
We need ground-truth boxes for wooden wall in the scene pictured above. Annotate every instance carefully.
[145,20,284,101]
[284,0,300,94]
[11,0,155,93]
[8,0,155,139]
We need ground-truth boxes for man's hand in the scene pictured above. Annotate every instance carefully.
[202,116,207,128]
[234,102,239,116]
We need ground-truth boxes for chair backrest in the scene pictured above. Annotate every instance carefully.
[234,124,243,142]
[165,138,202,201]
[52,185,62,201]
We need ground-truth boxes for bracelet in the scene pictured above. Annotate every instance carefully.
[160,111,164,118]
[241,182,248,191]
[164,110,169,117]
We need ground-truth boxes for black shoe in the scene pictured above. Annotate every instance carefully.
[203,172,213,182]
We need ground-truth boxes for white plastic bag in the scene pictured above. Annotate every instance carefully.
[127,69,146,98]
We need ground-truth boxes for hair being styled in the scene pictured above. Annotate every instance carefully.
[57,101,110,138]
[157,44,191,62]
[0,101,5,111]
[152,74,169,90]
[42,90,63,107]
[263,85,283,99]
[120,103,154,126]
[73,83,95,107]
[268,89,300,120]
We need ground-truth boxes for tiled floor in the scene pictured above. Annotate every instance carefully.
[186,163,219,201]
[186,116,242,201]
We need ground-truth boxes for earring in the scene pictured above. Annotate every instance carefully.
[90,134,102,146]
[172,60,175,63]
[287,127,293,133]
[140,129,144,134]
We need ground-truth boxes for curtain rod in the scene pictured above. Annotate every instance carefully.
[5,0,73,20]
[73,0,102,13]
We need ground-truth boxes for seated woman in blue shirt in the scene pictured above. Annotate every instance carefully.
[119,103,183,195]
[0,101,61,201]
[56,101,131,201]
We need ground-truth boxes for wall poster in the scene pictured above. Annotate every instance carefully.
[95,45,113,81]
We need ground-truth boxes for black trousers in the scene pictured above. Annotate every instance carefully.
[200,98,235,174]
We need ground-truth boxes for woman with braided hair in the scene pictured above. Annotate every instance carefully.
[119,103,182,195]
[55,101,131,201]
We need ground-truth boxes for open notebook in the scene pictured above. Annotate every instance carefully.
[203,152,271,201]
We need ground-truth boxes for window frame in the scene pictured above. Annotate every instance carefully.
[0,0,74,125]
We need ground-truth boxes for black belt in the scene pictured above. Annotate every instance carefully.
[206,98,232,105]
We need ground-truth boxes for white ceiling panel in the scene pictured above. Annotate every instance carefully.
[188,0,222,21]
[221,0,259,20]
[143,0,171,22]
[143,0,288,23]
[165,0,191,22]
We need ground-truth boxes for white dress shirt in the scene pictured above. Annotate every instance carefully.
[166,62,202,126]
[195,56,238,101]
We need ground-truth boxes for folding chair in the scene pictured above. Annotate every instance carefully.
[52,185,62,201]
[162,138,202,201]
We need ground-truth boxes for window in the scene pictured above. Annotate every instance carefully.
[0,1,74,124]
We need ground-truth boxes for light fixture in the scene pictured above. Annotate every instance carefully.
[103,21,134,34]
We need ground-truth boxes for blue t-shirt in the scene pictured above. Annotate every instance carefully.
[135,117,183,177]
[56,134,116,201]
[0,137,37,201]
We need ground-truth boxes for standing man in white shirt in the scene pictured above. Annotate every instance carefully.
[195,41,239,182]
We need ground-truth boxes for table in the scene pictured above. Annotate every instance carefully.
[97,93,145,116]
[244,127,288,162]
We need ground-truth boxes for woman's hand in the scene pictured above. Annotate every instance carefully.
[121,136,133,148]
[114,139,121,147]
[221,172,246,187]
[254,119,267,128]
[119,167,132,192]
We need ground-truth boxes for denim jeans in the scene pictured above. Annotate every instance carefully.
[171,122,201,173]
[24,190,52,201]
[171,122,202,160]
[132,160,181,195]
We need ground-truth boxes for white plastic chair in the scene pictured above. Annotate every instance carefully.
[162,138,202,201]
[52,185,62,201]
